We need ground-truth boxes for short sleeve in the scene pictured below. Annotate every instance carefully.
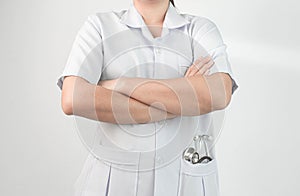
[192,17,239,95]
[56,14,104,90]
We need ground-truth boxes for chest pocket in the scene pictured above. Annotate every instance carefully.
[159,30,194,78]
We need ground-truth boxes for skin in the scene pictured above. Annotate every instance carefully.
[133,0,169,37]
[61,0,232,124]
[99,58,231,116]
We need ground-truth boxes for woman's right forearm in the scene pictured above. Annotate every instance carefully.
[66,77,177,124]
[93,86,178,124]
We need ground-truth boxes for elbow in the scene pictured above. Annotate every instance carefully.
[214,94,231,110]
[61,95,73,115]
[224,93,232,108]
[196,72,233,113]
[212,73,233,110]
[60,76,76,115]
[212,87,232,110]
[61,87,74,115]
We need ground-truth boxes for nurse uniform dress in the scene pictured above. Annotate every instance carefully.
[57,2,238,196]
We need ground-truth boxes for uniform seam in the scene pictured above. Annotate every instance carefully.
[202,177,206,196]
[79,157,96,196]
[176,159,182,196]
[105,164,112,196]
[79,124,98,196]
[197,26,217,43]
[135,152,141,196]
[153,122,157,196]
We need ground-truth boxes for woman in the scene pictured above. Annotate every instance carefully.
[57,0,238,195]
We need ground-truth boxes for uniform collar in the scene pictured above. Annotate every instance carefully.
[120,2,190,29]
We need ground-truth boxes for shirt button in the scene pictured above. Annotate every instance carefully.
[155,156,163,164]
[155,48,161,54]
[157,120,166,125]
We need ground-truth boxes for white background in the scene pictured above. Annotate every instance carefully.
[0,0,299,195]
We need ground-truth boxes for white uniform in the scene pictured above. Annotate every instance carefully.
[57,2,238,196]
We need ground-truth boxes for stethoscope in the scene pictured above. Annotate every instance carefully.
[183,134,212,164]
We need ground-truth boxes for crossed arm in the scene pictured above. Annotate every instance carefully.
[99,72,232,116]
[61,56,232,124]
[61,76,178,124]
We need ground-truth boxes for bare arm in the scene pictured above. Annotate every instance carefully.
[98,55,232,116]
[61,76,178,124]
[100,72,232,116]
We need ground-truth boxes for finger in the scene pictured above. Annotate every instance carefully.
[188,65,198,76]
[185,67,194,77]
[192,56,203,69]
[184,67,192,77]
[192,60,214,75]
[198,59,214,74]
[203,69,210,76]
[193,57,202,65]
[194,55,212,69]
[195,68,210,76]
[195,67,211,76]
[184,66,191,77]
[186,56,206,77]
[185,56,211,77]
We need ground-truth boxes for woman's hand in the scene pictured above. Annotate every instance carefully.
[100,55,215,89]
[184,55,215,77]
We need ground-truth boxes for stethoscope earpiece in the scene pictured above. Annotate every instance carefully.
[183,147,196,162]
[191,152,200,164]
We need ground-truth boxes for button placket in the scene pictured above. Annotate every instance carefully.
[153,41,160,78]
